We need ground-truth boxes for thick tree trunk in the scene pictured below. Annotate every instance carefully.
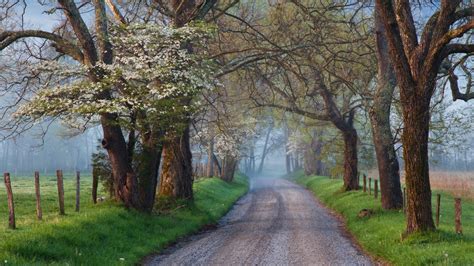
[100,114,140,208]
[402,95,435,233]
[371,113,403,209]
[221,156,237,182]
[342,129,359,191]
[158,125,193,200]
[370,12,403,209]
[136,131,163,212]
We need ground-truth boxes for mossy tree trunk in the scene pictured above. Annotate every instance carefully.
[370,10,403,210]
[158,125,194,200]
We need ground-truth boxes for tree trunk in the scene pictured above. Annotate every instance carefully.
[370,11,403,209]
[286,154,292,174]
[257,125,272,174]
[100,114,140,209]
[304,147,317,176]
[304,130,323,176]
[207,138,214,177]
[249,145,255,175]
[342,129,359,191]
[221,156,237,182]
[402,95,435,233]
[136,131,163,212]
[371,114,403,209]
[158,125,193,200]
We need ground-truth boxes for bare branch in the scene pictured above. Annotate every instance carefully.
[0,30,84,62]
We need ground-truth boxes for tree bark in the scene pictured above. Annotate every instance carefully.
[304,130,323,176]
[370,11,403,209]
[101,114,140,208]
[157,0,217,200]
[342,129,359,191]
[315,72,359,191]
[221,155,237,182]
[402,95,435,233]
[158,125,194,199]
[136,129,163,212]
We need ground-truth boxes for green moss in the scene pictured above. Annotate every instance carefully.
[293,171,474,265]
[0,173,248,265]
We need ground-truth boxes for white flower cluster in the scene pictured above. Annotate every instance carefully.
[14,23,217,127]
[196,117,257,159]
[287,130,305,155]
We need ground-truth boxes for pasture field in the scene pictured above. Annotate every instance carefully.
[294,172,474,265]
[366,169,474,199]
[0,173,248,265]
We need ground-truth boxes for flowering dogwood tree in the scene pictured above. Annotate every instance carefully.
[194,116,256,181]
[1,0,217,211]
[15,23,216,129]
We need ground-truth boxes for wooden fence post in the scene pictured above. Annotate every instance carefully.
[455,198,462,234]
[363,174,367,193]
[92,168,98,204]
[34,171,43,220]
[4,173,16,229]
[436,194,441,227]
[56,170,65,215]
[369,178,372,195]
[374,179,378,199]
[76,171,80,212]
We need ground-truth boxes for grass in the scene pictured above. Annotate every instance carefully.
[293,171,474,265]
[0,173,248,265]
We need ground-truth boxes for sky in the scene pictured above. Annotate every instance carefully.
[23,1,60,30]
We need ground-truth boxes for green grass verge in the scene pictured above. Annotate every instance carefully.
[293,171,473,265]
[0,173,248,265]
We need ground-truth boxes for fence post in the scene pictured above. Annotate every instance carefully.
[455,198,462,234]
[56,170,65,215]
[76,171,80,212]
[363,174,367,193]
[34,171,43,220]
[92,168,98,204]
[4,173,16,229]
[374,179,378,199]
[436,194,441,227]
[368,178,372,195]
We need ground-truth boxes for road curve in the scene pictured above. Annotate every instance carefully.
[145,177,372,266]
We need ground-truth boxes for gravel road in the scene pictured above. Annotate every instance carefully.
[144,177,372,266]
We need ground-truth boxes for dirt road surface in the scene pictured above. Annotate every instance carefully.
[145,177,372,265]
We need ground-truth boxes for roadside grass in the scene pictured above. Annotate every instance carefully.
[293,172,474,265]
[0,173,248,265]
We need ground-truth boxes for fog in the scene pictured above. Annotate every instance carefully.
[0,117,472,177]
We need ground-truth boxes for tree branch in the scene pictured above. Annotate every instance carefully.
[0,30,84,62]
[105,0,127,25]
